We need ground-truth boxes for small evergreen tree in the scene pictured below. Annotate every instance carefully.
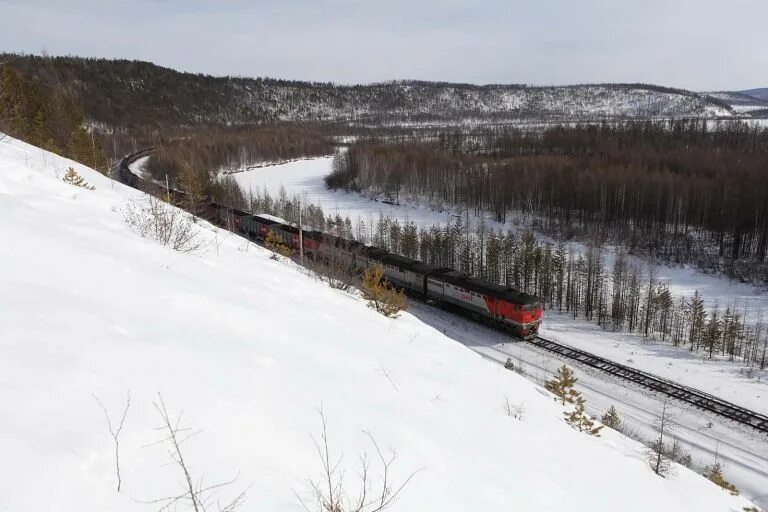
[601,405,622,430]
[704,463,739,495]
[504,357,515,371]
[62,167,95,190]
[545,365,579,405]
[564,395,603,436]
[362,264,408,318]
[265,230,291,258]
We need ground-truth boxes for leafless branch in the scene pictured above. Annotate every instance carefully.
[144,393,247,512]
[297,407,421,512]
[503,396,526,421]
[93,391,131,492]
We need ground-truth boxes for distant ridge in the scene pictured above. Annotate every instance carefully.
[1,53,734,128]
[740,88,768,102]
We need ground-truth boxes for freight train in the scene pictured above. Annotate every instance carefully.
[117,152,543,339]
[214,207,543,339]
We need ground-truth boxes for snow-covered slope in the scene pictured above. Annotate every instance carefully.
[238,82,734,122]
[741,88,768,102]
[706,91,768,112]
[0,134,757,511]
[3,55,735,126]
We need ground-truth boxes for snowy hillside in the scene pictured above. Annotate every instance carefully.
[0,134,758,512]
[236,82,734,122]
[706,91,768,112]
[4,55,734,127]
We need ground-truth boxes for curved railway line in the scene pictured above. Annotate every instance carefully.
[116,150,768,436]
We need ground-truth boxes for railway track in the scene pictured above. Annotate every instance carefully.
[115,150,768,436]
[529,336,768,435]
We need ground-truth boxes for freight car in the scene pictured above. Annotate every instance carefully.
[212,206,542,339]
[116,156,541,339]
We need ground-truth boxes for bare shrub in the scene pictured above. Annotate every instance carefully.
[503,396,525,420]
[145,394,247,512]
[306,241,360,292]
[124,196,203,253]
[297,408,420,512]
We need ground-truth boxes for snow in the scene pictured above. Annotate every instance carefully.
[408,300,768,508]
[127,155,152,179]
[234,82,734,122]
[231,156,768,414]
[540,314,768,416]
[0,134,760,511]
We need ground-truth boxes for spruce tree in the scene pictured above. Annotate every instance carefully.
[601,405,622,430]
[688,291,706,351]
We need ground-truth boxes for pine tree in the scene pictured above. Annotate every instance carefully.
[265,230,292,258]
[361,264,408,318]
[703,463,739,495]
[564,395,603,436]
[704,308,722,359]
[62,167,95,190]
[545,365,579,405]
[688,291,706,351]
[601,405,622,430]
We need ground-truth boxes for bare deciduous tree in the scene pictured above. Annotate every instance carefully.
[93,391,131,492]
[297,408,420,512]
[646,397,689,477]
[145,394,247,512]
[305,239,361,292]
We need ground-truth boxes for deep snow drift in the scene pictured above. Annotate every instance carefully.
[0,134,758,511]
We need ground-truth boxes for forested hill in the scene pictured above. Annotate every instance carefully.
[2,54,733,129]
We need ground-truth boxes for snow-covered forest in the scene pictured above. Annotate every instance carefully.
[3,50,768,511]
[233,184,768,370]
[3,134,761,511]
[326,122,768,284]
[1,53,735,128]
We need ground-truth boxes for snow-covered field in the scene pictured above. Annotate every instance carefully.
[231,156,768,414]
[1,135,761,511]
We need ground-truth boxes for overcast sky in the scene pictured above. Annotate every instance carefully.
[0,0,765,90]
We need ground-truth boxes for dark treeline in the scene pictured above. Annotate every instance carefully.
[327,121,768,283]
[0,63,108,170]
[141,125,334,214]
[2,54,732,129]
